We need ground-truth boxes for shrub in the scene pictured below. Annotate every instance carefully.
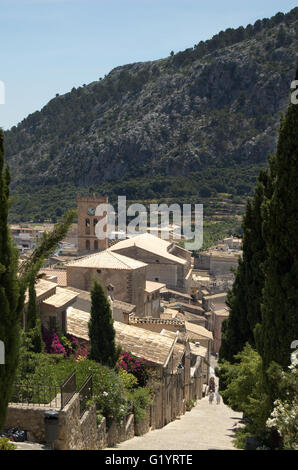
[118,369,139,391]
[90,364,130,427]
[126,387,152,423]
[117,352,150,387]
[42,328,66,355]
[0,437,17,450]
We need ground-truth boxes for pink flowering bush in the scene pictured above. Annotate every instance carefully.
[67,334,89,360]
[42,328,89,359]
[42,327,66,355]
[117,352,150,387]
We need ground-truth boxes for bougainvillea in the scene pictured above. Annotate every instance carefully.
[67,334,89,360]
[42,328,66,355]
[117,352,150,387]
[41,328,89,359]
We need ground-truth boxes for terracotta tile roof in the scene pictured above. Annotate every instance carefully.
[189,342,208,358]
[65,249,147,270]
[66,308,184,367]
[42,287,78,309]
[160,288,192,299]
[185,321,213,340]
[24,279,57,305]
[112,299,136,313]
[110,233,187,265]
[203,292,227,300]
[114,321,184,368]
[129,317,185,327]
[145,280,166,293]
[39,269,67,286]
[213,308,229,317]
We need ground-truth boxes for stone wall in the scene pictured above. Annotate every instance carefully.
[67,265,146,317]
[5,367,204,448]
[4,403,48,443]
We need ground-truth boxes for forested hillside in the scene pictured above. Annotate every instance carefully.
[4,7,298,223]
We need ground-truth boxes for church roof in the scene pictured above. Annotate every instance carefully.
[110,233,187,265]
[65,249,147,270]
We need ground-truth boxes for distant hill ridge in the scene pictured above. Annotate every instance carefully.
[3,7,298,222]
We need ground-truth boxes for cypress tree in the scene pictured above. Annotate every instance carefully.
[255,69,298,373]
[0,131,21,430]
[219,169,272,362]
[0,129,76,429]
[26,276,38,331]
[25,276,43,353]
[88,279,119,367]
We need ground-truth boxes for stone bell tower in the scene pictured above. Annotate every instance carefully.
[77,193,109,254]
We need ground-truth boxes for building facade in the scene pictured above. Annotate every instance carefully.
[77,194,108,254]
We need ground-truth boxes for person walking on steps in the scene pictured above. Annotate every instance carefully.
[208,391,214,404]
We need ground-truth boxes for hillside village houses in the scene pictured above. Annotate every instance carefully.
[6,193,242,448]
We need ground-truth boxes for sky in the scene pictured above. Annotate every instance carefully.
[0,0,297,130]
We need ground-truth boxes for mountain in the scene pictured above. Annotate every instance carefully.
[4,8,298,223]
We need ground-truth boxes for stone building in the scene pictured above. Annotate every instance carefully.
[210,308,229,354]
[24,279,78,333]
[66,250,147,317]
[110,233,192,293]
[77,193,109,254]
[66,310,205,428]
[195,250,240,276]
[144,281,166,318]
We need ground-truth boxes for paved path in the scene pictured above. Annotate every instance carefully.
[108,397,242,451]
[9,441,50,450]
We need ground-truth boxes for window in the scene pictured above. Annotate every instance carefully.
[86,240,90,250]
[93,218,98,236]
[94,240,98,250]
[85,218,90,235]
[155,277,159,282]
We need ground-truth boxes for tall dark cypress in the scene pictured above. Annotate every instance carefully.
[88,279,119,367]
[219,170,272,362]
[0,129,76,428]
[0,131,21,429]
[255,69,298,373]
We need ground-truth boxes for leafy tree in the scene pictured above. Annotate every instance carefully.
[88,279,120,367]
[0,129,76,429]
[220,344,271,439]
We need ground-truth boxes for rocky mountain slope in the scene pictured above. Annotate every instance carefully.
[4,8,298,204]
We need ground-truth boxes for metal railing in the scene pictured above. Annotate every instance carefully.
[60,371,76,409]
[10,379,61,408]
[79,375,93,418]
[10,371,77,409]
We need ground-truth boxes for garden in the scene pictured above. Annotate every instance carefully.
[14,326,156,429]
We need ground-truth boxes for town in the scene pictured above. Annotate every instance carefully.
[3,193,242,449]
[0,2,297,454]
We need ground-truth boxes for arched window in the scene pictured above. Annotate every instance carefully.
[85,218,90,235]
[93,218,98,235]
